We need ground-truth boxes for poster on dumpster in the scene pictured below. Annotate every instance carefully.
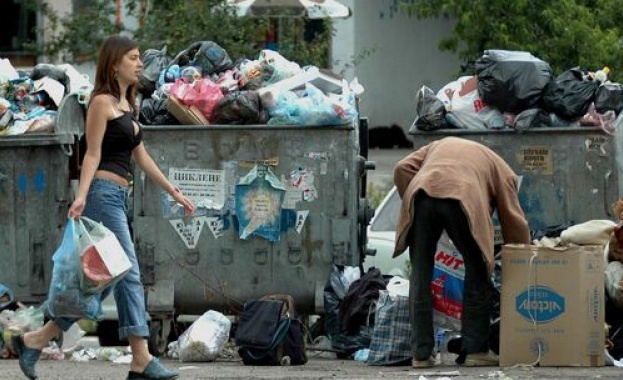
[235,165,285,242]
[167,168,225,216]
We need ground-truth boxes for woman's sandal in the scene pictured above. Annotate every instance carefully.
[126,357,179,380]
[11,335,42,380]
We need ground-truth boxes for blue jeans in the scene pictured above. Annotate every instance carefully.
[49,178,150,340]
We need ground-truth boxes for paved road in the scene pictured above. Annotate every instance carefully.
[1,355,622,379]
[365,148,412,189]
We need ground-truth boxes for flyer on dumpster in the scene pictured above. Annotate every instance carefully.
[167,168,226,217]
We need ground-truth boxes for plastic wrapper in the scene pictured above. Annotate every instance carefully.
[541,67,598,120]
[212,91,266,125]
[259,50,302,85]
[170,78,224,121]
[178,310,231,362]
[410,85,448,132]
[140,98,178,125]
[267,83,357,126]
[437,76,504,129]
[170,41,233,77]
[595,82,623,114]
[513,108,551,131]
[475,50,553,113]
[47,219,102,320]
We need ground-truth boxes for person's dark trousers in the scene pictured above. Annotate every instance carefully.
[409,192,493,360]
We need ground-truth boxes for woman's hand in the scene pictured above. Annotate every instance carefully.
[68,197,86,219]
[172,188,195,216]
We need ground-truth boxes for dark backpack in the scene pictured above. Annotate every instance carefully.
[235,295,307,366]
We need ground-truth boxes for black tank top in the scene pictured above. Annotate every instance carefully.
[79,111,143,179]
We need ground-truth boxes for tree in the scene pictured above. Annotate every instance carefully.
[400,0,623,80]
[29,0,332,68]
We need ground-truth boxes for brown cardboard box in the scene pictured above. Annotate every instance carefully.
[500,244,605,367]
[166,95,209,125]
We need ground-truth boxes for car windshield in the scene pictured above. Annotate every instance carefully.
[370,188,400,232]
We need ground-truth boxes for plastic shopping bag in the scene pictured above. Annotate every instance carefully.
[77,217,132,293]
[178,310,231,362]
[47,219,102,320]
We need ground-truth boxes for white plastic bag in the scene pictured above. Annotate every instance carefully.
[178,310,231,362]
[560,220,617,246]
[77,217,132,293]
[606,261,623,308]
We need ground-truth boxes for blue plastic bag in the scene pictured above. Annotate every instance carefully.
[47,219,102,320]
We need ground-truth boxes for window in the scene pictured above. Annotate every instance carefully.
[0,0,37,67]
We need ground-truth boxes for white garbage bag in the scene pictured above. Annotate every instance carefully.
[178,310,231,362]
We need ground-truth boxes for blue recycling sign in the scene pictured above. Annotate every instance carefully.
[515,286,565,323]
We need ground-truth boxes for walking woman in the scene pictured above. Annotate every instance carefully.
[13,35,194,380]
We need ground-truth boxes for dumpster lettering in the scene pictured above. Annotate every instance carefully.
[169,217,206,249]
[516,147,553,175]
[0,171,6,195]
[168,167,225,215]
[235,165,285,242]
[585,136,608,156]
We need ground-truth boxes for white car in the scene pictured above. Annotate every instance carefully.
[364,186,410,278]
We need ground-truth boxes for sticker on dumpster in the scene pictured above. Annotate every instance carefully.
[288,167,317,202]
[515,285,565,323]
[283,181,301,209]
[295,210,309,234]
[516,147,553,175]
[170,217,206,249]
[168,168,225,211]
[205,216,225,239]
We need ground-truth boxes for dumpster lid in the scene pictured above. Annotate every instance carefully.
[56,92,86,137]
[0,132,74,147]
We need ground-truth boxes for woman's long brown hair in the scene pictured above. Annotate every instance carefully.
[91,35,139,113]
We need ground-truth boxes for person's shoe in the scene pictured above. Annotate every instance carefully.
[464,350,499,367]
[11,335,41,380]
[127,357,179,380]
[412,356,437,368]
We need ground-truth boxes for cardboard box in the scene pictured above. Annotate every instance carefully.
[500,244,605,367]
[166,95,209,125]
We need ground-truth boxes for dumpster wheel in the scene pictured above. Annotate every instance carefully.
[148,318,172,357]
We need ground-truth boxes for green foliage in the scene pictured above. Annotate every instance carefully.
[400,0,623,80]
[31,0,332,67]
[367,181,392,208]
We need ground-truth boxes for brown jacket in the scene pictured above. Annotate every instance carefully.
[393,137,530,272]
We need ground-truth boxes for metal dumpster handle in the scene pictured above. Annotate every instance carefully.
[61,143,73,157]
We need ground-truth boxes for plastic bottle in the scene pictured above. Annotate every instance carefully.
[594,66,610,83]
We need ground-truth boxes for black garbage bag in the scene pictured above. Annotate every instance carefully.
[139,98,179,125]
[541,67,598,120]
[171,41,233,77]
[595,83,623,114]
[409,85,450,132]
[514,108,550,131]
[212,91,266,124]
[139,48,170,97]
[323,266,372,357]
[476,50,553,114]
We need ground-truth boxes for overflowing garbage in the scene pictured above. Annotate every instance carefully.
[138,41,361,127]
[0,60,92,136]
[412,49,623,134]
